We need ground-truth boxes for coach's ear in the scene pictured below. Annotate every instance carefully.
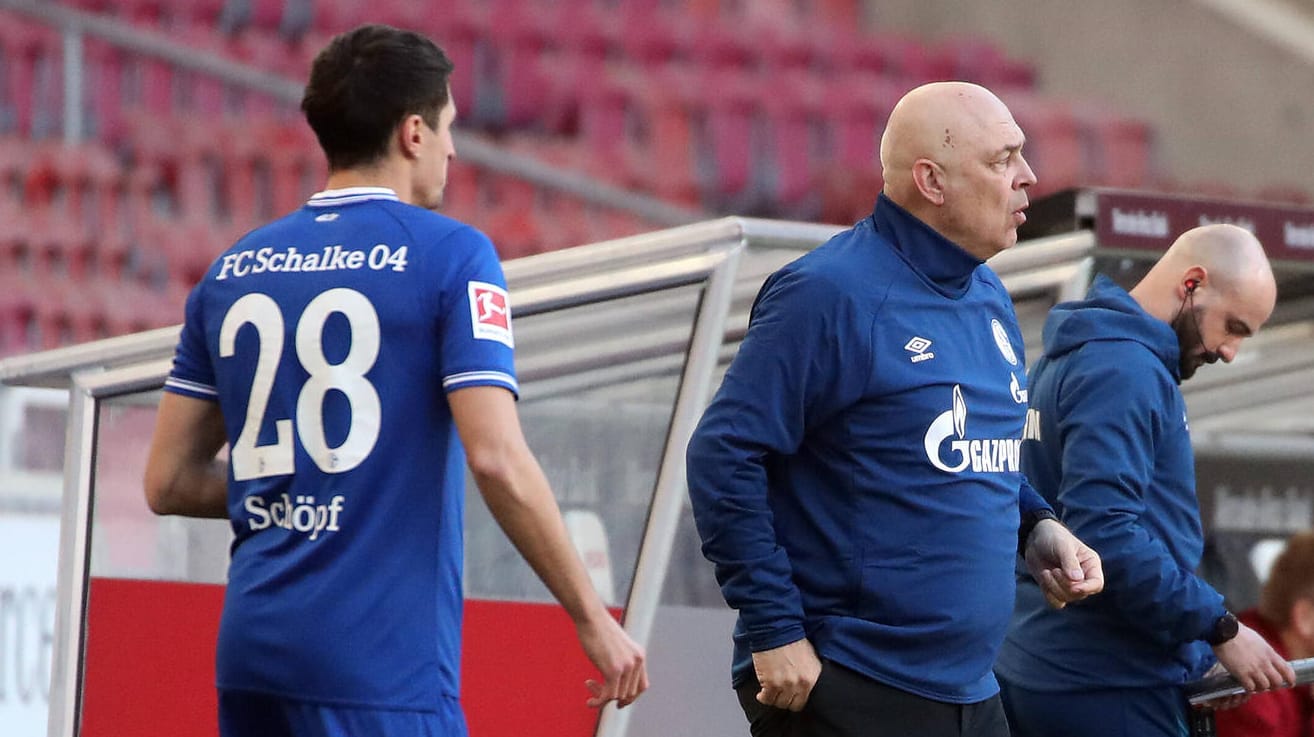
[912,157,946,206]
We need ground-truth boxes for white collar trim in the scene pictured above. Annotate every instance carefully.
[307,187,400,206]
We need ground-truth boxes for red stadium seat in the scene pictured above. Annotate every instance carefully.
[0,272,37,356]
[828,74,900,183]
[939,37,1034,89]
[0,135,27,194]
[1003,93,1085,196]
[556,0,616,59]
[576,65,637,158]
[701,69,763,208]
[761,71,828,213]
[82,37,130,141]
[536,192,593,252]
[484,179,546,260]
[0,201,31,274]
[0,14,60,137]
[157,0,227,27]
[753,13,819,74]
[617,4,689,67]
[691,16,757,72]
[429,11,486,116]
[228,28,303,80]
[262,123,324,216]
[477,0,565,131]
[622,66,703,206]
[248,0,289,34]
[1081,111,1154,189]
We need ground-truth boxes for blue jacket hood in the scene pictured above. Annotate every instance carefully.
[1043,275,1182,383]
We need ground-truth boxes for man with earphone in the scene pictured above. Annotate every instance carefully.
[994,224,1295,737]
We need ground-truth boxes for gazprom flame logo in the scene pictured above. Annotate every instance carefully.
[923,384,1022,474]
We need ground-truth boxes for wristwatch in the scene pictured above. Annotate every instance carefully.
[1205,612,1240,646]
[1018,508,1059,554]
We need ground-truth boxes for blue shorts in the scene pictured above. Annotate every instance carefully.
[219,690,467,737]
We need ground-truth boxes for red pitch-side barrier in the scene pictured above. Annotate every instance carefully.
[81,578,613,737]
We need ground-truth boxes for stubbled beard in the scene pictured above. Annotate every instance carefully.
[1171,306,1217,380]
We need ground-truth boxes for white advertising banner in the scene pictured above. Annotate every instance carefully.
[0,515,60,737]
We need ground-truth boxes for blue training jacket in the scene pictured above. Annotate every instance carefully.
[995,275,1224,690]
[686,195,1051,704]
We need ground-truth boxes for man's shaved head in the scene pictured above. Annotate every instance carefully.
[879,82,1036,260]
[1131,223,1277,379]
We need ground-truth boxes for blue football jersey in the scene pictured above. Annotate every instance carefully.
[165,187,517,709]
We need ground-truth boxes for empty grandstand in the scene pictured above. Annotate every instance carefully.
[1,3,1313,737]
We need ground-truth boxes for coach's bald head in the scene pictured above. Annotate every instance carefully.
[879,81,1036,261]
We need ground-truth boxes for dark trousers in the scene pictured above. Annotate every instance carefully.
[736,660,1011,737]
[998,674,1190,737]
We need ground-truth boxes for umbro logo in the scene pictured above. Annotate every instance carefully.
[905,336,936,363]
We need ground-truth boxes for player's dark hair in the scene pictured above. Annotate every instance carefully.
[301,24,454,171]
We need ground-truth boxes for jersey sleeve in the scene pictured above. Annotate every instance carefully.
[163,283,218,401]
[436,227,519,398]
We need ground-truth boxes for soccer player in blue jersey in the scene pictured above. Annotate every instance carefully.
[143,25,646,737]
[685,81,1104,737]
[995,224,1293,737]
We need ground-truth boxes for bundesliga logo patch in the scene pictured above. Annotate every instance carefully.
[468,281,514,348]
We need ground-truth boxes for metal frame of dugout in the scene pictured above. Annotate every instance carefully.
[4,204,1311,737]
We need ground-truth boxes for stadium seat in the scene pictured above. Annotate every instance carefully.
[120,45,177,118]
[483,179,546,260]
[1081,111,1154,189]
[0,15,60,137]
[21,142,61,210]
[616,4,689,67]
[217,126,270,228]
[308,0,365,34]
[82,37,130,141]
[441,160,483,225]
[942,37,1036,89]
[228,28,303,80]
[576,65,637,158]
[822,26,896,80]
[752,14,819,74]
[555,0,615,59]
[0,202,31,274]
[761,71,828,214]
[622,66,702,206]
[158,0,228,27]
[483,4,556,130]
[0,273,37,356]
[829,74,900,181]
[260,122,324,216]
[701,69,764,209]
[1004,93,1085,195]
[429,12,485,116]
[691,17,757,72]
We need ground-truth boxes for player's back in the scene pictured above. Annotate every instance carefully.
[167,188,518,708]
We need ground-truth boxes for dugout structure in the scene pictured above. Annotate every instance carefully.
[2,195,1312,737]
